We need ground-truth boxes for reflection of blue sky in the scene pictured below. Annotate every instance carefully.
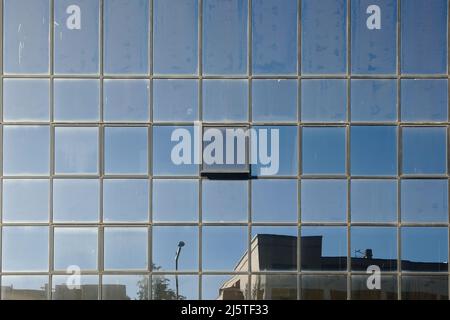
[102,275,144,300]
[252,180,297,222]
[105,127,148,175]
[104,0,148,74]
[203,180,247,222]
[153,179,198,222]
[54,80,100,121]
[301,80,347,122]
[301,180,347,222]
[402,127,447,175]
[252,0,297,74]
[401,0,447,74]
[401,80,448,122]
[54,228,98,271]
[351,80,397,121]
[153,0,198,74]
[402,228,448,263]
[2,227,49,272]
[104,179,149,222]
[351,126,397,176]
[252,80,297,122]
[3,179,49,222]
[153,80,198,122]
[54,0,99,74]
[401,180,448,223]
[104,80,149,122]
[351,0,397,74]
[203,227,247,271]
[202,80,248,122]
[53,179,99,222]
[3,79,49,121]
[3,126,50,176]
[203,0,247,75]
[302,127,346,175]
[104,228,147,270]
[351,179,397,222]
[302,0,346,74]
[3,0,49,74]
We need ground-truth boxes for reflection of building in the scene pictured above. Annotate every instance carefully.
[218,234,449,300]
[1,284,128,300]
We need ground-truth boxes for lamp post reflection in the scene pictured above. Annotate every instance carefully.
[175,241,185,300]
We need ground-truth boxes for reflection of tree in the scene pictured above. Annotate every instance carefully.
[136,265,186,300]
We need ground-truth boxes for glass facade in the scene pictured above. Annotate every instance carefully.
[0,0,449,301]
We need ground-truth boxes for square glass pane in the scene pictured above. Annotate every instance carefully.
[252,126,298,177]
[252,179,297,222]
[104,0,149,74]
[105,127,148,175]
[202,126,249,173]
[351,79,397,122]
[351,275,397,300]
[54,227,98,271]
[153,80,198,122]
[152,226,198,271]
[203,0,247,75]
[104,227,148,270]
[55,127,99,175]
[301,227,347,271]
[53,179,99,222]
[202,80,248,122]
[1,276,49,300]
[3,0,50,74]
[54,79,100,122]
[350,126,397,176]
[302,127,346,175]
[202,180,247,222]
[152,275,198,300]
[153,126,198,176]
[52,275,99,300]
[202,275,247,300]
[54,0,99,74]
[102,275,148,300]
[252,80,297,122]
[104,80,150,122]
[2,179,49,222]
[402,127,447,175]
[401,227,448,272]
[301,180,347,222]
[2,226,49,272]
[3,79,50,122]
[103,179,149,222]
[351,179,397,222]
[251,227,298,271]
[202,226,247,271]
[252,0,297,75]
[3,126,50,176]
[301,275,347,300]
[153,0,198,75]
[401,179,448,223]
[301,80,347,122]
[152,179,198,222]
[351,227,397,271]
[401,0,447,74]
[250,275,297,300]
[301,0,347,74]
[401,276,448,300]
[401,79,448,122]
[351,0,397,74]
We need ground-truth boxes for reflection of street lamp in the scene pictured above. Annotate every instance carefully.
[175,241,185,300]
